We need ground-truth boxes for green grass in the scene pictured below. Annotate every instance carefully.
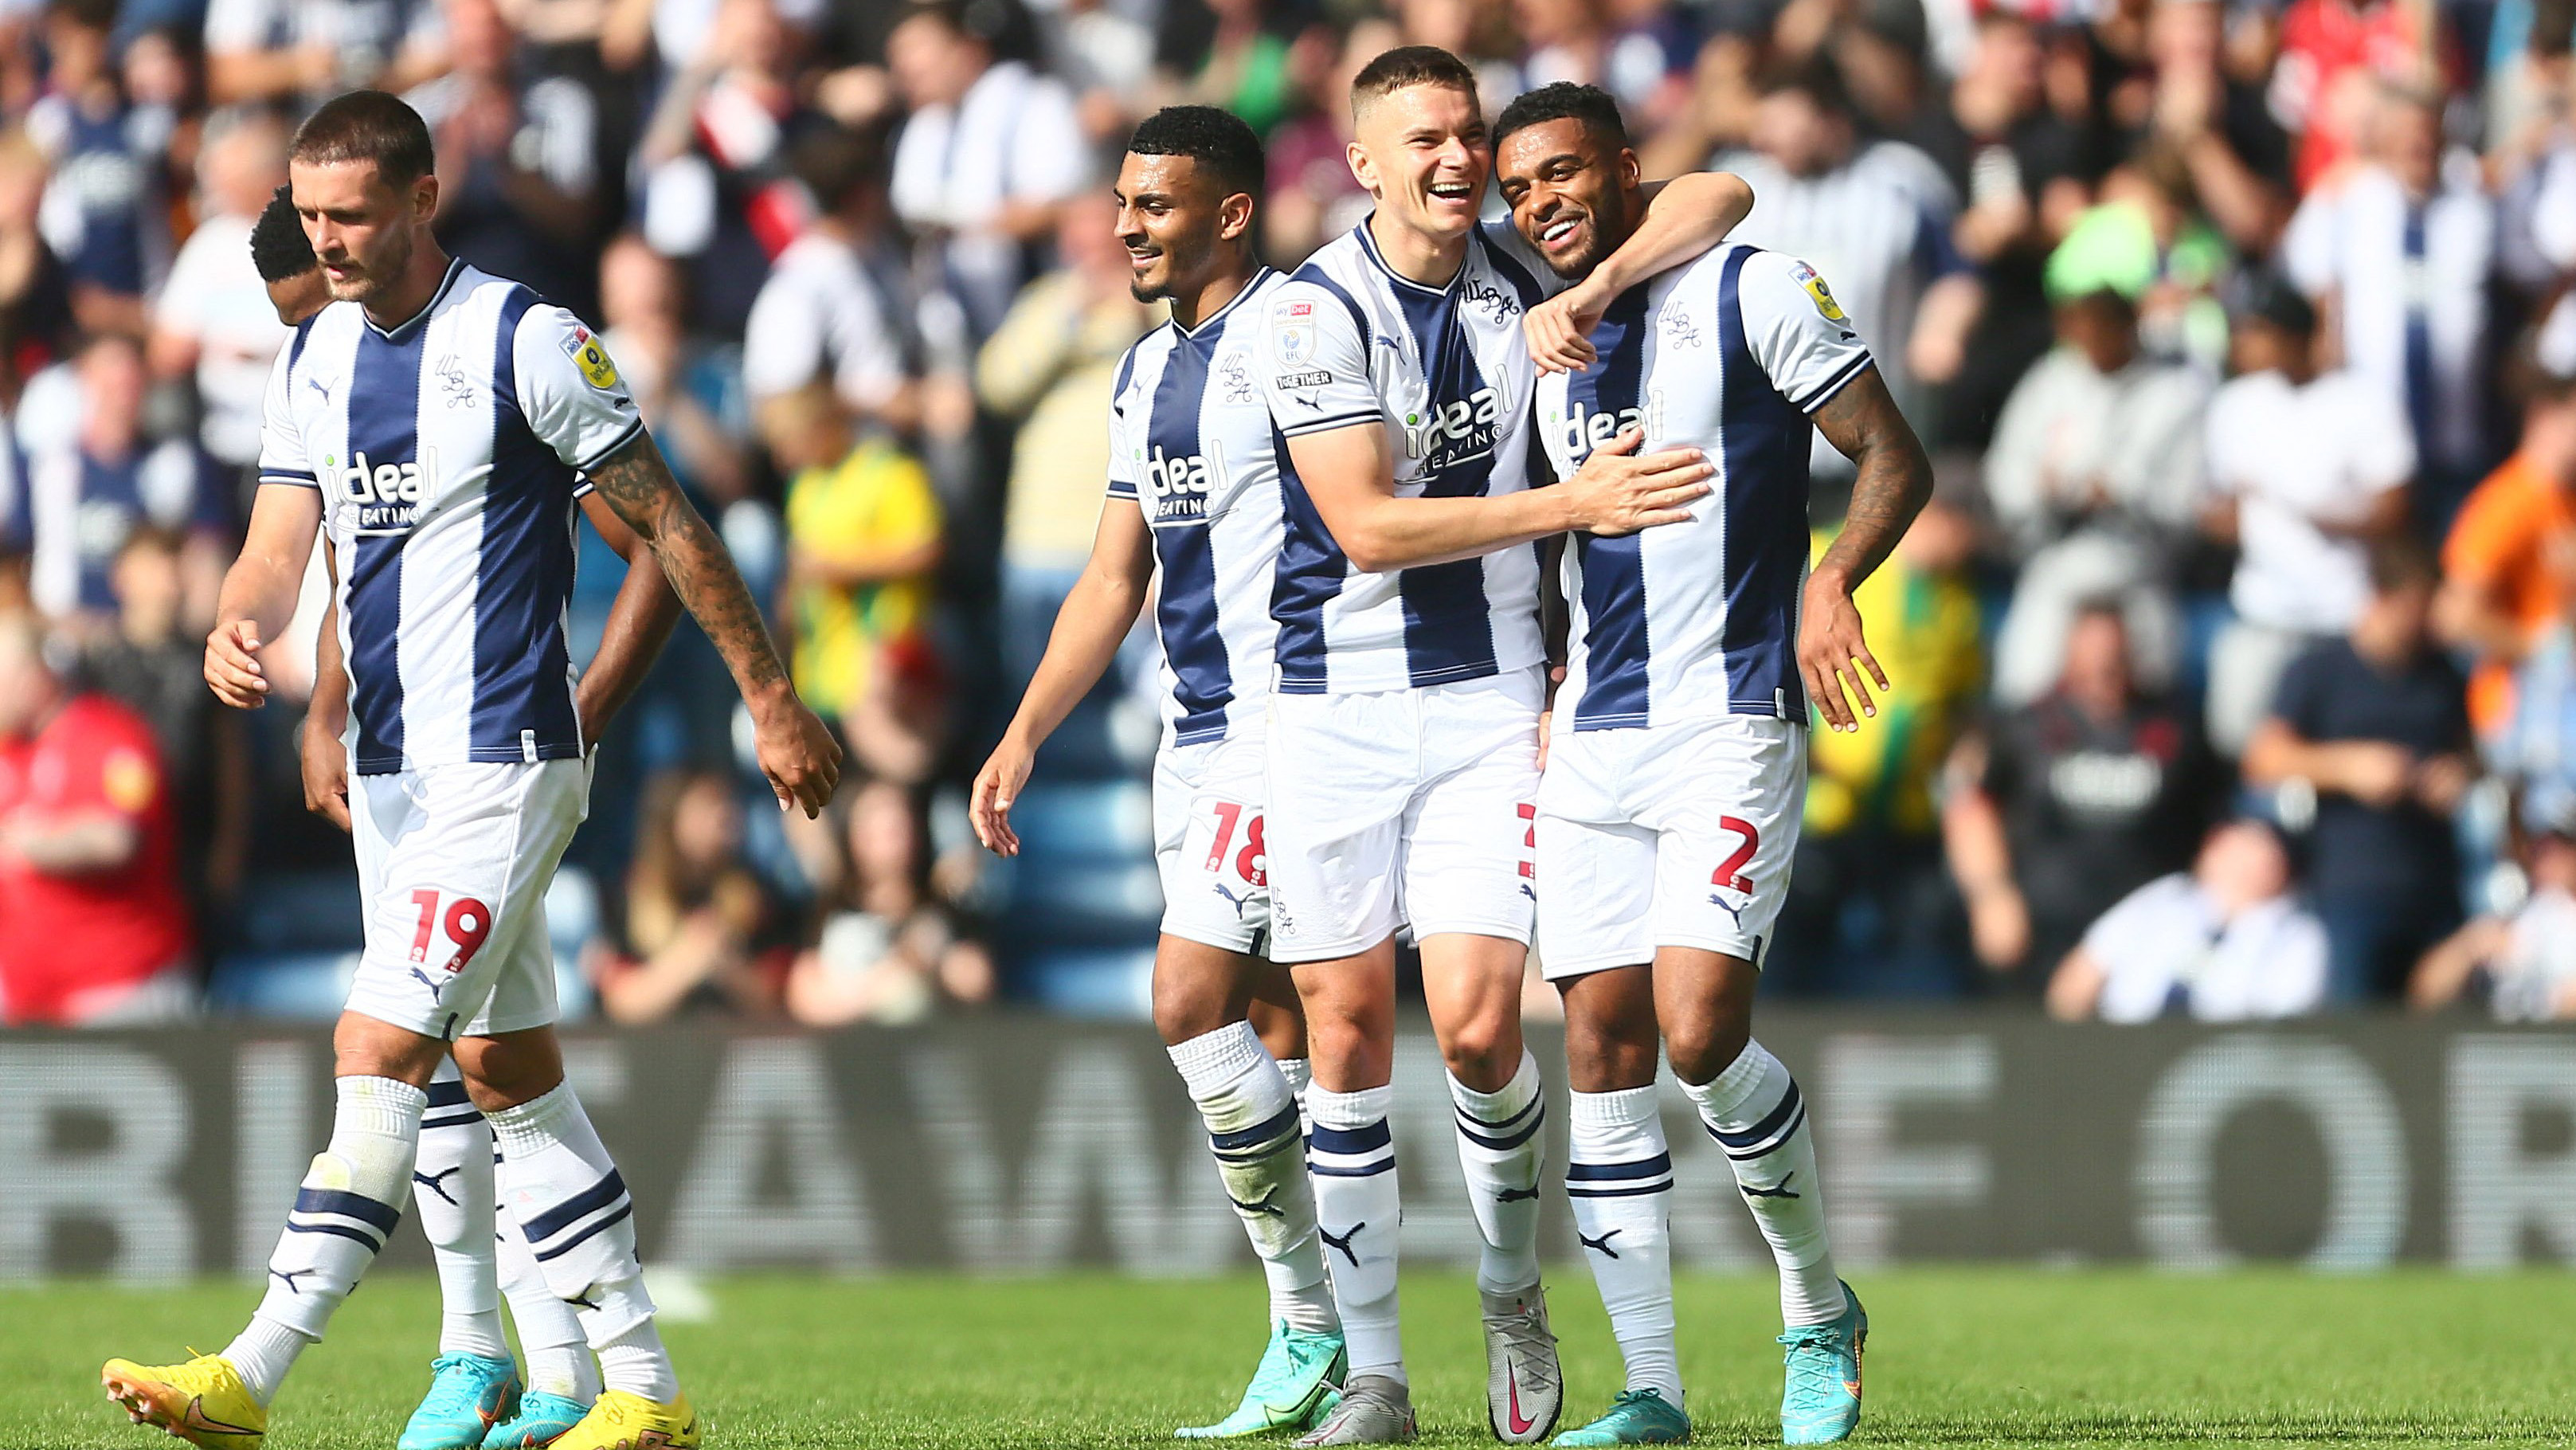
[7,1270,2572,1448]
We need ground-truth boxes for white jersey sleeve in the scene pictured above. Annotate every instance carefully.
[1104,346,1143,500]
[256,334,313,487]
[1736,251,1876,414]
[1260,279,1380,438]
[511,304,647,472]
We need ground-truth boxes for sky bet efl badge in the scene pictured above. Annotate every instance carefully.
[566,324,621,390]
[1791,260,1847,323]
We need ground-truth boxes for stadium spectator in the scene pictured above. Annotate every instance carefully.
[772,382,945,783]
[2437,302,2576,740]
[0,128,76,389]
[635,0,823,338]
[2200,272,2414,757]
[1718,60,1979,474]
[2044,817,2329,1022]
[147,108,290,478]
[2409,814,2576,1019]
[885,0,1090,341]
[975,190,1155,692]
[1983,273,2210,707]
[785,775,994,1026]
[2283,80,2498,531]
[2271,0,2454,193]
[29,0,159,338]
[1034,0,1156,145]
[593,767,792,1023]
[84,524,247,912]
[1946,602,2222,993]
[202,0,448,108]
[2124,0,2292,253]
[1262,17,1396,262]
[2244,539,2473,1001]
[597,231,750,504]
[742,124,918,436]
[1773,492,1985,997]
[1154,0,1313,139]
[0,610,194,1025]
[17,332,229,633]
[409,0,601,314]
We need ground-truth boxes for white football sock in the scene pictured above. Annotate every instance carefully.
[1277,1057,1314,1140]
[1681,1041,1847,1327]
[229,1075,426,1404]
[1169,1024,1338,1335]
[415,1065,509,1362]
[1306,1083,1403,1384]
[487,1084,675,1401]
[1451,1049,1546,1295]
[499,1200,597,1401]
[1568,1088,1681,1403]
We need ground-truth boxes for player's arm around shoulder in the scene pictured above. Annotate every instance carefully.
[1798,265,1933,733]
[1522,170,1756,374]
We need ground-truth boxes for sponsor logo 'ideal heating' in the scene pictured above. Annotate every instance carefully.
[1141,442,1230,523]
[335,447,443,533]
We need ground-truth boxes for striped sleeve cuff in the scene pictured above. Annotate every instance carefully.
[259,470,320,488]
[1105,480,1138,500]
[1278,411,1382,438]
[570,415,648,474]
[1792,354,1874,415]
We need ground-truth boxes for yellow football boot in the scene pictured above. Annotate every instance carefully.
[100,1353,267,1450]
[546,1389,701,1450]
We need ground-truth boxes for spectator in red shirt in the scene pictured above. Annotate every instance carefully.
[0,610,194,1024]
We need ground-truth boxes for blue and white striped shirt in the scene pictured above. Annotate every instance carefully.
[257,259,644,774]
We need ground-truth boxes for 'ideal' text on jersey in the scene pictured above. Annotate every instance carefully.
[1106,269,1290,746]
[1537,243,1876,730]
[1259,219,1553,695]
[256,258,645,774]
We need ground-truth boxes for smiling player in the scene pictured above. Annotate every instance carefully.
[1497,83,1934,1446]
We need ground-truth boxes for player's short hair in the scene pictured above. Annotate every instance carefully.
[1126,106,1266,202]
[1493,82,1629,155]
[251,182,318,283]
[790,124,888,212]
[2366,535,2439,596]
[288,90,436,189]
[1351,45,1481,118]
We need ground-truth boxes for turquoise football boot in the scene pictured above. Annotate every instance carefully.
[1779,1282,1866,1445]
[1551,1389,1692,1445]
[1176,1321,1348,1438]
[398,1353,521,1450]
[482,1390,590,1448]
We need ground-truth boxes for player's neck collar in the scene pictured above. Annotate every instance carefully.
[365,256,468,343]
[1357,211,1466,296]
[1170,266,1274,340]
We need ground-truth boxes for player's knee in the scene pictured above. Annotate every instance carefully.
[1150,978,1233,1048]
[331,1012,445,1087]
[1665,1012,1753,1087]
[453,1027,568,1111]
[1438,1013,1521,1087]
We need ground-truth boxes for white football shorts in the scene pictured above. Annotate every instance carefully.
[1264,666,1542,964]
[1535,714,1806,978]
[1153,729,1273,955]
[343,756,589,1039]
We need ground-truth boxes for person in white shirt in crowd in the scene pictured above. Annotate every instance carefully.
[886,0,1089,343]
[1718,57,1979,479]
[202,0,449,108]
[743,125,922,437]
[2283,78,2496,532]
[2410,810,2576,1021]
[147,109,292,482]
[2200,271,2414,757]
[2046,817,2329,1022]
[405,0,601,312]
[1983,265,2211,708]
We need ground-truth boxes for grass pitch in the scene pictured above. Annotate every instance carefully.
[5,1269,2570,1448]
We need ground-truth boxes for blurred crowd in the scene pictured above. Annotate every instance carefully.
[9,0,2576,1027]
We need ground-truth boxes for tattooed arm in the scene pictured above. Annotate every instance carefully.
[573,489,683,741]
[1801,366,1934,732]
[585,431,842,815]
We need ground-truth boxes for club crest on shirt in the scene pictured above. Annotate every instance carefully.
[1789,261,1847,323]
[436,355,478,408]
[564,325,621,390]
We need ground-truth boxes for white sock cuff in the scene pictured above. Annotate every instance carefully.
[335,1075,429,1138]
[485,1082,578,1156]
[1450,1048,1541,1120]
[1568,1088,1667,1160]
[1167,1021,1269,1099]
[1684,1039,1784,1123]
[1306,1082,1392,1131]
[1277,1058,1313,1098]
